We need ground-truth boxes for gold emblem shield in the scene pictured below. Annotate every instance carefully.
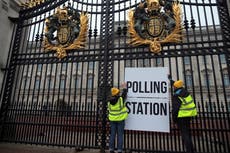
[43,6,88,59]
[57,25,70,45]
[145,16,164,37]
[128,1,183,53]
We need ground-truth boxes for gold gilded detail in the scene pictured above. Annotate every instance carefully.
[128,0,183,53]
[43,6,88,59]
[20,0,45,9]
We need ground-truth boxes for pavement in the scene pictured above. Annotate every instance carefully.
[0,143,103,153]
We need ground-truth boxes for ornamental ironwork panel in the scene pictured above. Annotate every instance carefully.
[0,0,229,153]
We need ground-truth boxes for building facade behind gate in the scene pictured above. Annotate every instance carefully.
[0,0,230,153]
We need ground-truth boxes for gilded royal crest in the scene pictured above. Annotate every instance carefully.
[128,0,183,53]
[44,6,88,58]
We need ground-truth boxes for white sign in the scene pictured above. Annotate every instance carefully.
[125,67,169,132]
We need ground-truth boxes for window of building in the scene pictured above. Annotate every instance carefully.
[76,63,80,69]
[204,73,211,87]
[125,60,131,67]
[202,56,208,64]
[23,77,27,89]
[23,76,29,89]
[37,64,42,72]
[60,79,65,89]
[202,69,212,87]
[74,77,79,89]
[144,59,150,67]
[185,70,192,87]
[156,58,162,66]
[60,75,66,89]
[220,54,226,64]
[87,75,93,89]
[137,59,142,67]
[185,74,192,87]
[206,102,213,112]
[75,76,81,89]
[62,63,67,71]
[184,56,190,65]
[223,74,230,87]
[46,76,53,89]
[89,62,94,70]
[35,76,40,89]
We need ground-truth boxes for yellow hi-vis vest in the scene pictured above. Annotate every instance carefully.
[178,95,197,118]
[108,97,128,121]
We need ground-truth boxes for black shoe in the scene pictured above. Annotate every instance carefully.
[110,151,115,153]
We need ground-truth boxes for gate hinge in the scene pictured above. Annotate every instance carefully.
[8,17,19,23]
[1,67,8,72]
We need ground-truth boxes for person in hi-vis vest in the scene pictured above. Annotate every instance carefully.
[169,76,197,153]
[108,83,128,153]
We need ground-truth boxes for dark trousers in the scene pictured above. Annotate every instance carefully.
[109,120,125,152]
[177,117,194,153]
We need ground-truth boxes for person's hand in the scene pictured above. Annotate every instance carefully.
[168,74,172,80]
[121,82,127,89]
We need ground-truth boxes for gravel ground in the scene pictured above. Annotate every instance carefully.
[0,143,103,153]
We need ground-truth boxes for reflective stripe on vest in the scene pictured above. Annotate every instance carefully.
[178,95,197,117]
[108,97,128,121]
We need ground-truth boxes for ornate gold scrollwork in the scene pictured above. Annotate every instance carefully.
[20,0,45,9]
[43,6,88,58]
[128,0,183,53]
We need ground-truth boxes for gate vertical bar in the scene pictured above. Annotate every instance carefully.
[217,0,230,66]
[0,17,23,138]
[96,0,115,152]
[217,0,230,152]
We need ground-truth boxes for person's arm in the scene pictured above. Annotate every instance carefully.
[120,83,128,101]
[121,88,128,101]
[168,74,175,86]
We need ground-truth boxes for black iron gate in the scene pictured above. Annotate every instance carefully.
[0,0,230,153]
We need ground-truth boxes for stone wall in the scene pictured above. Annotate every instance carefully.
[0,0,19,106]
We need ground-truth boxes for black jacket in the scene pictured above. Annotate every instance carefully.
[108,89,128,105]
[172,87,190,123]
